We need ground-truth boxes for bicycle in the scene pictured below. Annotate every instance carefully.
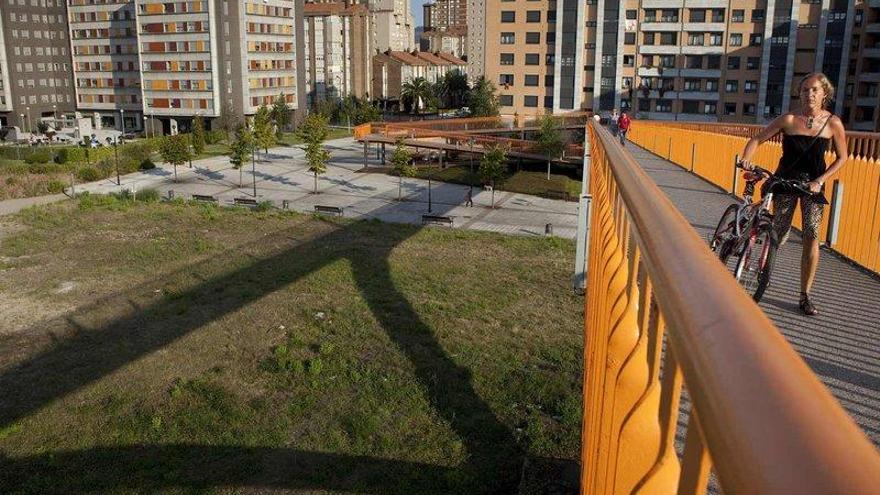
[709,163,826,302]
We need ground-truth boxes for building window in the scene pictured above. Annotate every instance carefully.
[624,32,635,45]
[526,32,540,44]
[745,80,758,93]
[744,104,756,116]
[500,32,515,44]
[683,79,701,91]
[711,9,724,22]
[686,55,703,69]
[750,34,763,46]
[732,10,744,23]
[501,11,515,23]
[545,75,554,86]
[730,33,742,46]
[499,94,513,106]
[524,74,539,86]
[704,102,717,114]
[524,95,538,107]
[641,55,654,67]
[727,56,740,70]
[545,54,555,65]
[661,9,679,22]
[709,33,723,46]
[644,9,656,23]
[660,55,675,68]
[688,33,704,46]
[752,9,765,22]
[622,77,633,89]
[643,33,655,45]
[682,100,699,113]
[626,10,637,20]
[639,99,651,112]
[660,32,677,45]
[499,74,514,86]
[689,9,705,23]
[526,10,541,22]
[525,53,539,65]
[500,53,514,65]
[546,32,556,44]
[602,55,615,67]
[656,100,672,112]
[544,96,554,108]
[547,10,556,23]
[623,55,634,67]
[747,57,760,70]
[725,102,737,115]
[706,79,719,91]
[725,80,739,92]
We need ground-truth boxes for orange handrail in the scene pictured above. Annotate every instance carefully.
[582,121,880,494]
[628,121,880,274]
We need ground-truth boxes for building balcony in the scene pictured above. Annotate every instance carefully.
[678,91,720,101]
[642,0,689,8]
[676,113,720,122]
[637,66,680,77]
[639,45,681,55]
[645,90,679,99]
[634,111,679,121]
[851,120,877,131]
[681,45,725,55]
[684,0,730,8]
[683,22,726,32]
[857,95,879,106]
[859,71,880,82]
[865,24,880,34]
[862,48,880,58]
[641,22,682,32]
[678,68,722,78]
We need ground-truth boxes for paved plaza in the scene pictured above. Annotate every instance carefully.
[61,137,580,239]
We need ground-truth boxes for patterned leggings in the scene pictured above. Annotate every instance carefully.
[772,193,825,245]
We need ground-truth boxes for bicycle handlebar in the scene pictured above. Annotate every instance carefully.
[735,161,828,203]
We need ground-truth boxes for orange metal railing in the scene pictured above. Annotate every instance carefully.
[628,121,880,274]
[582,121,880,494]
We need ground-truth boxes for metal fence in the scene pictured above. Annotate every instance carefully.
[628,121,880,274]
[582,121,880,494]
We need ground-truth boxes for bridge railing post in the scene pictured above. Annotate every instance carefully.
[826,180,844,247]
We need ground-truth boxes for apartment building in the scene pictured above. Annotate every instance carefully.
[422,0,467,58]
[370,0,414,52]
[0,0,75,129]
[466,0,484,79]
[372,49,465,107]
[421,26,466,58]
[303,1,372,105]
[68,0,141,133]
[477,0,877,129]
[846,1,880,131]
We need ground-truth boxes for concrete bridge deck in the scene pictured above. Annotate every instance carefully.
[629,144,880,446]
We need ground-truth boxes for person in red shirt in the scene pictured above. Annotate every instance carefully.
[617,112,631,146]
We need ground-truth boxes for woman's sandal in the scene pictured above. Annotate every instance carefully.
[799,293,818,316]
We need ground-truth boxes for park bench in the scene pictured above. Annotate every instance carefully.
[421,214,454,227]
[233,197,259,207]
[191,194,218,204]
[314,205,344,216]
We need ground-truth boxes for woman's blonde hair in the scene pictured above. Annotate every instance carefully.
[799,72,835,107]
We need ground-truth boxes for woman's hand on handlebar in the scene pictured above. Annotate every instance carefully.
[737,159,754,170]
[805,180,822,194]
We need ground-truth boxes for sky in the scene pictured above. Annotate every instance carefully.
[413,0,425,27]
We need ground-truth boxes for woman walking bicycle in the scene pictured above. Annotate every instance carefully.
[738,73,847,315]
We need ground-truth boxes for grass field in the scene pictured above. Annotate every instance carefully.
[0,196,583,494]
[410,165,583,200]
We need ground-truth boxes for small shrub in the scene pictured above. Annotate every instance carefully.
[5,176,18,186]
[206,129,225,145]
[76,166,101,182]
[136,188,161,202]
[46,180,66,194]
[307,358,323,377]
[256,200,274,212]
[29,162,62,174]
[24,150,51,165]
[54,148,70,164]
[139,159,156,170]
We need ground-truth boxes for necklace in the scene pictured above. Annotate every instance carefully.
[802,112,824,129]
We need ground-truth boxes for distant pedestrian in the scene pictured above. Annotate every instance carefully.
[610,109,620,136]
[465,186,473,207]
[617,112,631,146]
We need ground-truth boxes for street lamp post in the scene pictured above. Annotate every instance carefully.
[251,146,257,198]
[106,136,124,185]
[120,108,125,137]
[468,138,474,173]
[25,106,30,133]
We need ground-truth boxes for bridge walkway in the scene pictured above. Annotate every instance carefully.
[628,144,880,446]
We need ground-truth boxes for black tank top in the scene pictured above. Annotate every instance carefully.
[776,133,829,181]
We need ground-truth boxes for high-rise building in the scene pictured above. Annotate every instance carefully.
[845,1,880,131]
[475,0,879,130]
[422,0,467,59]
[370,0,414,52]
[466,0,485,80]
[0,0,75,130]
[303,1,372,104]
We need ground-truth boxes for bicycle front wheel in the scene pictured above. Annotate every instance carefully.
[733,223,778,302]
[710,204,738,262]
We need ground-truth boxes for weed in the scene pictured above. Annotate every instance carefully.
[136,188,161,202]
[256,200,274,212]
[319,342,335,355]
[0,422,21,440]
[307,358,324,377]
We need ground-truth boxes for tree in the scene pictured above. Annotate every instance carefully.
[355,98,382,124]
[468,77,500,117]
[390,138,415,201]
[191,115,206,156]
[304,141,330,194]
[160,134,193,182]
[479,144,507,208]
[535,115,565,180]
[272,94,291,138]
[400,77,432,115]
[229,126,254,187]
[435,70,470,109]
[298,113,332,194]
[253,104,275,155]
[216,101,241,141]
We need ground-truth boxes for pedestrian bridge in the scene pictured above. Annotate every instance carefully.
[357,117,880,493]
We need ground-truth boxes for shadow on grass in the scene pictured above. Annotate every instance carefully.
[0,185,525,493]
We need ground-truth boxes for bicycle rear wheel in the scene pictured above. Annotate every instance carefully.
[710,204,738,262]
[733,223,778,302]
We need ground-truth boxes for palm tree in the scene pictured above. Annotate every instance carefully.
[400,77,432,115]
[435,70,469,109]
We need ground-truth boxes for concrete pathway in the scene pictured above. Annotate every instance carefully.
[629,144,880,446]
[1,137,580,239]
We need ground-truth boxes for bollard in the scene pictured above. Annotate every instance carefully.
[282,199,290,210]
[168,189,175,200]
[690,143,696,172]
[545,223,553,236]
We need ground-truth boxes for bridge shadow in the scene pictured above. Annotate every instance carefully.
[0,194,525,492]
